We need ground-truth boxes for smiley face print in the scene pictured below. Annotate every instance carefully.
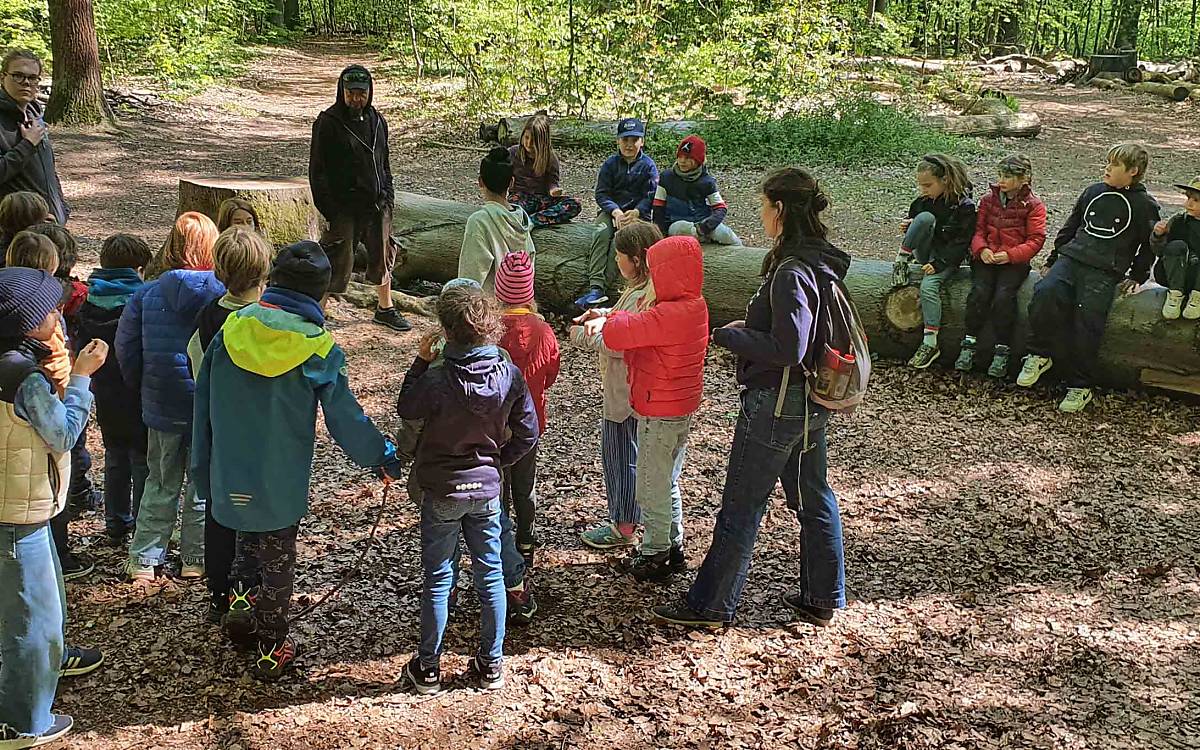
[1082,191,1132,240]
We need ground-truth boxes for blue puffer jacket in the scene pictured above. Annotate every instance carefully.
[116,269,225,434]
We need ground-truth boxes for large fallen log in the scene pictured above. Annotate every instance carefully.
[390,191,1200,394]
[923,111,1042,137]
[480,117,706,149]
[1130,81,1193,101]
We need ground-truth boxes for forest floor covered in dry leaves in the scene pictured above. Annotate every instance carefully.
[44,40,1199,750]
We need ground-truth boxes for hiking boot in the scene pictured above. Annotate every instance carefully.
[1163,289,1184,320]
[61,645,104,677]
[891,258,911,287]
[506,582,538,625]
[253,636,298,681]
[650,603,727,629]
[1184,291,1200,320]
[622,550,677,583]
[222,582,259,644]
[987,344,1011,378]
[908,343,940,369]
[581,523,636,550]
[61,553,94,582]
[405,656,442,695]
[1058,387,1094,413]
[374,306,413,332]
[574,286,608,309]
[467,656,504,690]
[953,339,975,372]
[0,713,73,748]
[1016,354,1053,387]
[781,592,835,627]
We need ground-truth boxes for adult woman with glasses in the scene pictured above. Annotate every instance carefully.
[0,49,69,226]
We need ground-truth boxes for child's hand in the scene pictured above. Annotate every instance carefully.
[72,339,108,376]
[573,308,609,324]
[550,187,564,197]
[417,331,441,362]
[611,208,625,225]
[922,263,936,275]
[582,317,607,337]
[993,251,1009,264]
[1154,219,1169,236]
[900,218,912,234]
[980,248,995,264]
[723,320,746,329]
[1118,279,1141,296]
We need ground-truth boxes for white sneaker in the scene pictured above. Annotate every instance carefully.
[180,564,205,580]
[1183,291,1200,320]
[1162,289,1184,320]
[1016,354,1053,387]
[1059,387,1094,413]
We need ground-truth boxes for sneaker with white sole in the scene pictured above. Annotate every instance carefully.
[987,344,1011,378]
[405,656,441,695]
[124,560,155,583]
[61,645,104,677]
[1016,354,1053,386]
[179,563,205,580]
[1058,387,1093,413]
[467,655,504,690]
[908,343,940,369]
[580,523,636,550]
[0,714,73,749]
[1184,291,1200,320]
[1162,289,1184,320]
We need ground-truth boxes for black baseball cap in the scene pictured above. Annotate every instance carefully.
[341,68,371,92]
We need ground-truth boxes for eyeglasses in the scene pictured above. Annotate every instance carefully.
[5,72,41,85]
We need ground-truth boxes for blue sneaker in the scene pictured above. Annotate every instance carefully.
[574,287,608,309]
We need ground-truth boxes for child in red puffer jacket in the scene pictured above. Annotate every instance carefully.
[579,235,708,583]
[955,153,1047,378]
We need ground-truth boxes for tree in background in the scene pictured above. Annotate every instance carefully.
[45,0,113,125]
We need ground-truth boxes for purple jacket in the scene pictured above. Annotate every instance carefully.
[713,236,850,391]
[396,343,539,502]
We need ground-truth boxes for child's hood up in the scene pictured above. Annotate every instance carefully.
[333,64,374,112]
[647,235,704,301]
[157,269,224,320]
[221,291,335,379]
[442,344,514,416]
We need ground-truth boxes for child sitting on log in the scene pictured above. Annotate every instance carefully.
[508,113,582,227]
[459,147,536,295]
[954,154,1046,377]
[0,190,50,258]
[575,118,659,309]
[185,227,273,626]
[893,153,977,370]
[1016,143,1159,413]
[652,135,741,246]
[396,283,539,695]
[192,241,403,680]
[570,220,662,551]
[1152,177,1200,320]
[576,235,709,582]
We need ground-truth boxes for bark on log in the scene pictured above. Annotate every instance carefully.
[923,111,1042,138]
[1131,82,1192,101]
[1091,78,1129,91]
[389,191,1200,394]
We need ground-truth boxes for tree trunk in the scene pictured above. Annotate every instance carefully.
[284,0,301,28]
[45,0,113,126]
[389,191,1200,395]
[995,0,1026,48]
[1109,0,1146,50]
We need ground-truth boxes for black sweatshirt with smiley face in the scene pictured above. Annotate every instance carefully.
[1049,182,1161,282]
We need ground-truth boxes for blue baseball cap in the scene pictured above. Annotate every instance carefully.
[617,118,645,138]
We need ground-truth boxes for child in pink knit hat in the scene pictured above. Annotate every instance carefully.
[495,251,559,612]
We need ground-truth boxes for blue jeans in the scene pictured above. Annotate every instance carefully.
[419,496,506,670]
[686,386,846,621]
[0,523,65,736]
[449,497,525,590]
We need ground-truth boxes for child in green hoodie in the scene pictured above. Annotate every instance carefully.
[458,147,535,294]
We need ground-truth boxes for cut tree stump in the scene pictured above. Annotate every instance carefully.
[390,191,1200,394]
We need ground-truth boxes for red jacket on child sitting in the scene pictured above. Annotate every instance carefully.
[602,236,709,418]
[969,183,1047,265]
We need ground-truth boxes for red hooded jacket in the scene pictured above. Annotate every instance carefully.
[602,236,708,418]
[970,184,1047,265]
[499,311,559,432]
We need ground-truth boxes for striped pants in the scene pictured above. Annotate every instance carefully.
[601,417,639,525]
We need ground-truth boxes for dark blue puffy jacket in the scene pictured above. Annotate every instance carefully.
[116,270,224,434]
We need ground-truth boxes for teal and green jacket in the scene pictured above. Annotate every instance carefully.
[191,288,397,532]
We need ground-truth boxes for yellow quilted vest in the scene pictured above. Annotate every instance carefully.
[0,401,71,524]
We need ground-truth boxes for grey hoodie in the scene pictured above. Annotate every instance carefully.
[458,201,535,293]
[0,91,68,225]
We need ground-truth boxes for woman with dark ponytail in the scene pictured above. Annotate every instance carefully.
[652,167,849,628]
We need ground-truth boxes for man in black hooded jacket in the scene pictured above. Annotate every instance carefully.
[0,49,68,226]
[308,64,410,331]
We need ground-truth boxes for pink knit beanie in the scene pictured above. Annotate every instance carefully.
[495,251,535,305]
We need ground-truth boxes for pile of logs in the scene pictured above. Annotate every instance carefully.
[1084,69,1200,102]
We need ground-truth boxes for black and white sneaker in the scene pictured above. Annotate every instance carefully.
[60,553,94,582]
[61,645,104,677]
[405,656,441,695]
[623,548,684,583]
[468,656,504,690]
[373,306,413,332]
[0,714,73,748]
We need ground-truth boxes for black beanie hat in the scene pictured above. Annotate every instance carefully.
[270,241,332,302]
[0,268,65,339]
[480,147,514,195]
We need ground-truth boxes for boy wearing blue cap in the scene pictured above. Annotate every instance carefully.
[576,118,659,308]
[191,241,403,680]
